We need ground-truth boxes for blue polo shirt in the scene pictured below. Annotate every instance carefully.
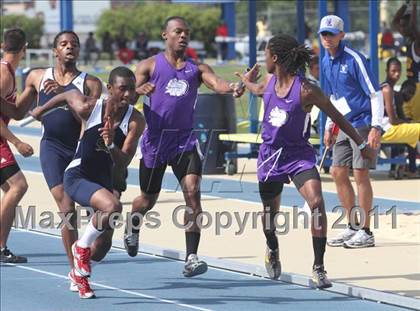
[322,41,380,128]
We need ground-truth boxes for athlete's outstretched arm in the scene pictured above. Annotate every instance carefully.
[31,89,95,121]
[1,97,21,120]
[199,63,244,97]
[0,65,36,120]
[392,3,409,34]
[300,80,376,160]
[0,118,33,157]
[15,69,43,119]
[236,64,270,97]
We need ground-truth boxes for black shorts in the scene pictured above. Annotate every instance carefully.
[140,150,202,194]
[259,167,320,201]
[0,163,21,186]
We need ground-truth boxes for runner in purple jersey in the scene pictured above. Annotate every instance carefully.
[124,16,244,277]
[237,34,375,288]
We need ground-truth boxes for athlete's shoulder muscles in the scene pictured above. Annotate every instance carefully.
[135,56,155,86]
[85,74,102,99]
[122,109,145,160]
[25,68,46,92]
[300,78,326,113]
[260,73,273,93]
[0,65,13,98]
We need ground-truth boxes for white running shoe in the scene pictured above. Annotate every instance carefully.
[344,229,375,248]
[327,227,357,247]
[183,254,208,277]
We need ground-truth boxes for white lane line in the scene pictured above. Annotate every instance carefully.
[5,263,213,311]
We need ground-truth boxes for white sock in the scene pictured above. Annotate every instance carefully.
[77,220,103,248]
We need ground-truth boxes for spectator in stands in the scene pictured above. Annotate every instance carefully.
[257,15,271,51]
[399,80,419,177]
[102,31,114,65]
[381,58,420,178]
[380,23,395,59]
[185,47,198,63]
[115,28,128,50]
[135,31,149,61]
[308,55,319,85]
[84,32,99,66]
[215,21,228,64]
[393,1,420,177]
[256,15,270,39]
[116,28,134,64]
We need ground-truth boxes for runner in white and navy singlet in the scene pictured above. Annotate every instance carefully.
[31,66,144,299]
[38,67,88,189]
[12,31,104,295]
[64,99,134,205]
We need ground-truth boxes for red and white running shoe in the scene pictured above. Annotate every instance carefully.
[71,241,91,277]
[68,269,95,299]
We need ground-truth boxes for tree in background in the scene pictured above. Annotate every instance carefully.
[96,3,220,53]
[0,15,44,49]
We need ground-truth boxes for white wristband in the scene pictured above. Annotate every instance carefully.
[107,142,115,150]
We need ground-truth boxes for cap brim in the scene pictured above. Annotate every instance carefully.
[318,28,341,35]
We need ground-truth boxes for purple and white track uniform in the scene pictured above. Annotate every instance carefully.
[140,52,203,168]
[258,75,316,183]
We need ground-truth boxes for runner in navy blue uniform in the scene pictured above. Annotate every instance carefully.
[31,66,145,298]
[1,31,103,284]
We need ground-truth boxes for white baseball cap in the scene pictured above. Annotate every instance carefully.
[318,15,344,35]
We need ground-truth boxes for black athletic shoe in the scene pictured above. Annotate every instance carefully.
[265,247,281,280]
[312,264,332,289]
[124,226,139,257]
[0,247,27,263]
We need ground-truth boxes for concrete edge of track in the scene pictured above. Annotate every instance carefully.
[112,241,420,311]
[16,227,420,311]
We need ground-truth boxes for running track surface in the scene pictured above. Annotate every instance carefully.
[1,229,409,311]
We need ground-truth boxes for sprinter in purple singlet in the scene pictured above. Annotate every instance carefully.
[124,16,244,277]
[237,34,375,288]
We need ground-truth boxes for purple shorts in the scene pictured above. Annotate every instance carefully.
[257,143,316,183]
[139,128,201,168]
